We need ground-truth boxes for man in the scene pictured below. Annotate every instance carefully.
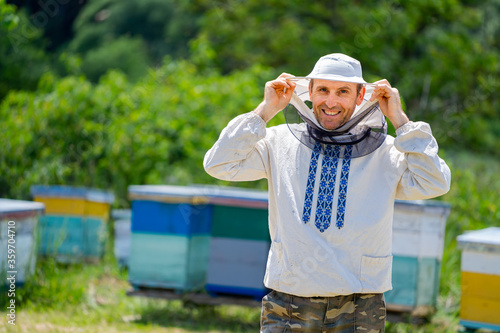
[204,53,451,332]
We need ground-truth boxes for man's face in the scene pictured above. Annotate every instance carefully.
[309,79,365,130]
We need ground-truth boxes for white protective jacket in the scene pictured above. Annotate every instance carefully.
[203,112,451,297]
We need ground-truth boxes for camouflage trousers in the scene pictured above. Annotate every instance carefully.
[260,290,386,332]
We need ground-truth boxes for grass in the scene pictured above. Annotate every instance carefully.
[1,149,499,332]
[1,255,262,333]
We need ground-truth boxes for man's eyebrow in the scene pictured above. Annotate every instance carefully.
[314,84,353,91]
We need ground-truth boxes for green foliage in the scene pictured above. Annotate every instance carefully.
[0,60,272,206]
[66,0,205,82]
[80,36,149,82]
[0,0,18,30]
[0,4,51,100]
[70,0,200,63]
[4,1,500,154]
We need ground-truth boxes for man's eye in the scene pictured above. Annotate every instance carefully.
[340,90,348,94]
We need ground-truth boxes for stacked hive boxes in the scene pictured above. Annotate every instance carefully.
[385,200,451,312]
[31,186,114,262]
[0,199,45,285]
[457,227,500,332]
[203,186,270,299]
[128,185,212,291]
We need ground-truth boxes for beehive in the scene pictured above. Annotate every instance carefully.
[202,186,270,299]
[385,200,451,312]
[457,227,500,332]
[111,209,131,268]
[31,186,114,262]
[0,199,45,285]
[128,185,212,291]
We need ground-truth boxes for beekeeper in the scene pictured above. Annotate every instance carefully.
[204,53,451,332]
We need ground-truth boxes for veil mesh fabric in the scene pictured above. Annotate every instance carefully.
[284,79,387,158]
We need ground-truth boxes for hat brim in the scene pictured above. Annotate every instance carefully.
[288,75,367,85]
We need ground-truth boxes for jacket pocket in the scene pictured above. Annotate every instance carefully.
[360,255,393,293]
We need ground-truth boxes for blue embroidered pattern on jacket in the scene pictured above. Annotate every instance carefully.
[302,142,322,224]
[314,145,341,232]
[336,145,353,229]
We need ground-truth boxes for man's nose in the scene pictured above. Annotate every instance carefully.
[325,93,338,108]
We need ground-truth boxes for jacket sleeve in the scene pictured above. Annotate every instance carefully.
[203,112,270,181]
[394,121,451,200]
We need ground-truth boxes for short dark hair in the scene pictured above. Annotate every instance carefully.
[310,79,363,95]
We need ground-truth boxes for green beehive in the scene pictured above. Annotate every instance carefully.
[201,186,271,299]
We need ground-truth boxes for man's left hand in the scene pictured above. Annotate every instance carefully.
[369,79,409,130]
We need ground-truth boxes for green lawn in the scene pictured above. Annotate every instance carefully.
[1,257,262,333]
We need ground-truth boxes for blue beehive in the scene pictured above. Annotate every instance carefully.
[0,199,45,286]
[128,185,212,291]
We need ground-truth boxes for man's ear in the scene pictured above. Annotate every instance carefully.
[356,86,366,106]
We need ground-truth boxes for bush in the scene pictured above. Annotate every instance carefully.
[0,59,273,205]
[80,36,149,82]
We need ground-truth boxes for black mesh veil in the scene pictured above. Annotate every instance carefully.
[284,79,387,158]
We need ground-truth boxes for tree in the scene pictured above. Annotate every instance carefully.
[7,0,88,50]
[70,0,201,62]
[0,0,51,100]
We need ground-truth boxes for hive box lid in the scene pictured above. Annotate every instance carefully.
[457,227,500,253]
[191,185,268,209]
[394,199,451,216]
[30,185,115,203]
[111,209,132,220]
[128,185,211,204]
[0,198,45,219]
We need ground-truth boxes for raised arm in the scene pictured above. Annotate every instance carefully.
[204,73,296,181]
[253,73,296,122]
[369,79,451,199]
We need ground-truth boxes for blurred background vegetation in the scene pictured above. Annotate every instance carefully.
[1,0,500,331]
[2,0,500,201]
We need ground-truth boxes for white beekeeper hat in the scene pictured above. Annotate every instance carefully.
[307,53,366,84]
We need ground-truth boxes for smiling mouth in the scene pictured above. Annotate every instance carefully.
[323,109,341,116]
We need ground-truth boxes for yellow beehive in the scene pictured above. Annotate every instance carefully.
[34,197,86,215]
[457,227,500,332]
[31,186,114,261]
[34,194,111,219]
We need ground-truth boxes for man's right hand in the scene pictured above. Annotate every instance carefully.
[253,73,296,123]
